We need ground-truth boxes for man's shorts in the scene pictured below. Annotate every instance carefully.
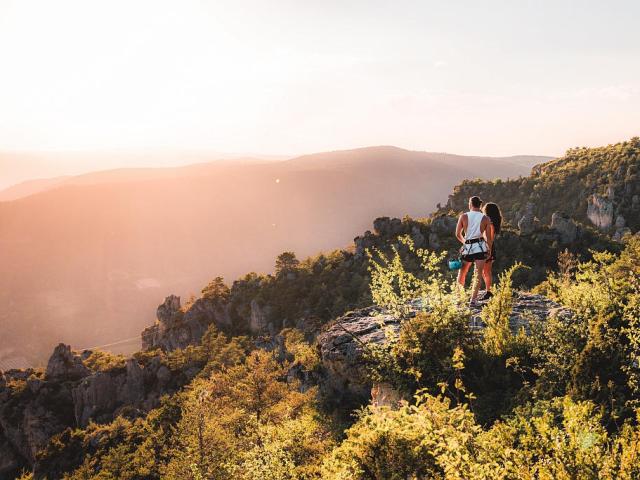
[462,251,488,262]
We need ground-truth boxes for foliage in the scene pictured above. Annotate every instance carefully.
[322,391,487,480]
[82,350,127,372]
[281,328,321,372]
[163,350,332,479]
[481,263,527,357]
[534,236,640,419]
[324,390,640,480]
[275,251,300,276]
[200,276,230,302]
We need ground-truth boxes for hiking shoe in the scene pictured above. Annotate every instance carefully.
[480,291,493,301]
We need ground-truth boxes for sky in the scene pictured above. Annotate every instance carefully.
[0,0,639,173]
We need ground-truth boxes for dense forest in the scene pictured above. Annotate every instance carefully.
[2,139,640,479]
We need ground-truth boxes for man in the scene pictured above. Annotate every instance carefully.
[455,196,491,305]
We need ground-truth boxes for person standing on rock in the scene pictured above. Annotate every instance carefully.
[455,196,491,306]
[480,202,502,300]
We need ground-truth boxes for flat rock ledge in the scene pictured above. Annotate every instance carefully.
[317,292,573,403]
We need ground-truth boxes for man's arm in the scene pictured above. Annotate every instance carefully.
[455,214,466,244]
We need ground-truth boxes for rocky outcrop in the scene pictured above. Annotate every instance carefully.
[318,292,572,402]
[430,215,457,235]
[373,217,405,237]
[587,194,614,229]
[0,368,75,474]
[424,215,457,251]
[354,230,377,258]
[612,215,632,242]
[142,295,232,351]
[550,212,578,244]
[354,217,430,259]
[250,299,272,334]
[72,358,145,427]
[517,203,539,235]
[0,342,199,474]
[45,344,90,381]
[318,307,399,401]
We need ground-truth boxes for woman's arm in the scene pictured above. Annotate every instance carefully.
[484,222,494,251]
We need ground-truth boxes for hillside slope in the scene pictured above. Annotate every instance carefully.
[443,138,640,237]
[0,147,546,365]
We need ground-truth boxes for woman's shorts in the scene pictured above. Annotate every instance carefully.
[462,251,488,262]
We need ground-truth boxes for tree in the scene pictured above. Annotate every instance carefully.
[201,276,230,301]
[275,252,299,277]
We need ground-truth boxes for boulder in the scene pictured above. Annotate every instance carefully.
[587,194,614,229]
[45,344,90,381]
[317,292,572,402]
[550,212,578,244]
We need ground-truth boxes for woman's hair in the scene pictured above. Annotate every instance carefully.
[483,202,502,234]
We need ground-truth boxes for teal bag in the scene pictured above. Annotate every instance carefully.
[448,258,462,271]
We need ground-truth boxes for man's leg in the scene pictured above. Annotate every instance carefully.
[471,259,486,301]
[457,261,472,287]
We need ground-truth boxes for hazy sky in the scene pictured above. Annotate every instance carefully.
[0,0,639,163]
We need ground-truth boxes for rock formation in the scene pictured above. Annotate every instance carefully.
[72,358,146,427]
[142,294,232,351]
[0,340,199,476]
[250,299,272,334]
[318,292,572,403]
[587,194,614,229]
[550,212,578,244]
[45,344,90,381]
[517,203,539,235]
[373,217,405,237]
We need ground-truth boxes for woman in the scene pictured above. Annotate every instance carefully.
[480,202,502,300]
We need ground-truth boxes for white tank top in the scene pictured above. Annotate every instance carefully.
[465,210,484,240]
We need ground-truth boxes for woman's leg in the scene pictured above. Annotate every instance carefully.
[471,259,486,301]
[483,260,493,292]
[457,261,472,287]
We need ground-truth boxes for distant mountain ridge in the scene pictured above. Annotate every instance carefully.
[0,145,549,364]
[0,147,549,201]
